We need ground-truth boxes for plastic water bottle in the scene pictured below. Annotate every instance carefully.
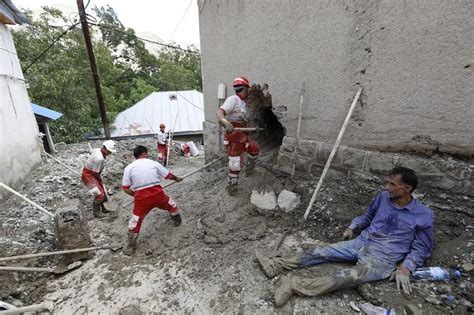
[412,267,461,281]
[359,302,397,315]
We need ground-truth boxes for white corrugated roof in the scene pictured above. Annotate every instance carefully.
[112,90,204,137]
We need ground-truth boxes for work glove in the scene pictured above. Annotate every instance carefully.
[341,228,354,240]
[389,266,412,295]
[220,119,234,134]
[175,176,183,183]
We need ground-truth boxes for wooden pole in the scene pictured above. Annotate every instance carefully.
[0,301,54,314]
[291,83,305,178]
[0,183,54,218]
[303,87,362,220]
[42,151,81,176]
[0,245,119,263]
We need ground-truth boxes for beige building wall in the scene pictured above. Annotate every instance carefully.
[198,0,473,157]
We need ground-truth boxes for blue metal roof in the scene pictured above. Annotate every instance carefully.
[31,103,63,121]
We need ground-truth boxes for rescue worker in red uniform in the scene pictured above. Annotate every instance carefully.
[155,123,168,165]
[122,145,183,255]
[216,76,260,195]
[81,140,116,218]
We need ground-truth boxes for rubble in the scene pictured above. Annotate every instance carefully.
[0,137,473,314]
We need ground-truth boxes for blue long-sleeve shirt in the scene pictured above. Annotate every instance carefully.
[349,191,434,272]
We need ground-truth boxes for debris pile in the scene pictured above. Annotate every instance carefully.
[0,137,473,313]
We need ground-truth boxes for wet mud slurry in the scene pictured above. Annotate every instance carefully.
[0,136,473,313]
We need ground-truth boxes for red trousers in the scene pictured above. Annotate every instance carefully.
[224,122,260,175]
[157,143,168,165]
[81,168,106,202]
[128,186,178,234]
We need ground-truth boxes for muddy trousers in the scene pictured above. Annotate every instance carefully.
[128,189,178,234]
[275,239,395,298]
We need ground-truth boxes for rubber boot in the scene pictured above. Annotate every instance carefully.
[123,232,139,256]
[100,202,113,214]
[170,213,182,227]
[226,175,238,196]
[245,156,257,177]
[92,201,106,218]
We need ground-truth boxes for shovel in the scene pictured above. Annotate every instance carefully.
[0,261,82,275]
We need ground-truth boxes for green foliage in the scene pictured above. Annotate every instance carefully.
[13,6,202,143]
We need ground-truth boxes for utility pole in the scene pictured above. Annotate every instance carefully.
[76,0,111,139]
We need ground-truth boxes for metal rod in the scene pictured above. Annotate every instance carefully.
[233,127,264,131]
[0,245,117,263]
[163,157,222,188]
[0,183,54,218]
[42,151,81,176]
[291,83,305,178]
[303,87,363,220]
[76,0,110,139]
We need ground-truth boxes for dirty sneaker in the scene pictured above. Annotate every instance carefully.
[274,276,294,307]
[255,251,278,278]
[170,213,182,227]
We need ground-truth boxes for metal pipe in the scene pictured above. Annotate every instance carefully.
[0,183,54,218]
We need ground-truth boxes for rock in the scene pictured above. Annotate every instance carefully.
[462,263,474,272]
[404,303,422,315]
[250,190,277,210]
[440,193,447,199]
[425,295,441,305]
[277,190,300,212]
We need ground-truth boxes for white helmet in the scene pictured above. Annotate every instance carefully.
[102,140,116,153]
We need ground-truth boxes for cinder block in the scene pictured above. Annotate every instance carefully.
[54,199,91,263]
[275,152,292,173]
[296,139,319,160]
[340,146,366,170]
[317,142,341,167]
[366,152,394,175]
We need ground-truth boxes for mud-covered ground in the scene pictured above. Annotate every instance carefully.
[0,137,473,314]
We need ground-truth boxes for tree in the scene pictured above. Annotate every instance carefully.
[13,5,202,143]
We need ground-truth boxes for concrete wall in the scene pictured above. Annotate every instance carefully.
[0,23,42,201]
[198,0,473,157]
[276,136,473,195]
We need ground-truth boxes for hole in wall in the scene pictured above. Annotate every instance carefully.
[246,84,285,149]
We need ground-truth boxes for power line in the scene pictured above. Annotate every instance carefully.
[22,22,80,73]
[169,0,193,41]
[89,22,200,54]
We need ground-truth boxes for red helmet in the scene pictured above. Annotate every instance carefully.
[159,123,165,128]
[232,76,250,87]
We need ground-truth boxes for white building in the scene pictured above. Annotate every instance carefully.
[112,90,204,138]
[0,0,42,201]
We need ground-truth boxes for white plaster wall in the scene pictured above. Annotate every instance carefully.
[0,23,42,201]
[198,0,474,156]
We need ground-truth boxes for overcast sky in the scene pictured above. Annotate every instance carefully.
[12,0,201,48]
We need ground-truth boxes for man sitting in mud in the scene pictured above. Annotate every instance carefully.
[256,167,434,306]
